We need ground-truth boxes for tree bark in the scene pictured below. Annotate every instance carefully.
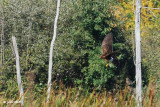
[135,0,142,106]
[12,36,24,106]
[47,0,61,102]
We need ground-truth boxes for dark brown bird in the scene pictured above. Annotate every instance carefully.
[100,33,119,67]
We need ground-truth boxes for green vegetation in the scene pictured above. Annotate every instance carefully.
[0,0,159,106]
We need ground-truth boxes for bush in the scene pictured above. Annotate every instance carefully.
[53,0,135,90]
[1,0,136,92]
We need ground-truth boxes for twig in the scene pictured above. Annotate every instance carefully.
[142,7,160,10]
[149,10,160,19]
[0,0,5,66]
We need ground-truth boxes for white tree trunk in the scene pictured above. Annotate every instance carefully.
[135,0,142,106]
[12,36,24,106]
[47,0,61,102]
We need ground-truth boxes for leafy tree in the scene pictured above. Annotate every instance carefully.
[1,0,136,92]
[53,0,135,90]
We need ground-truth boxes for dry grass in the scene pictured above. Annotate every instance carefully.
[0,81,159,107]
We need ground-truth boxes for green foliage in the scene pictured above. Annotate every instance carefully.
[76,0,116,41]
[81,46,115,90]
[0,0,136,92]
[0,74,19,99]
[52,0,135,90]
[0,0,55,90]
[141,30,160,86]
[0,0,159,105]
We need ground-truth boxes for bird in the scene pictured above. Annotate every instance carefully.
[126,78,133,86]
[100,33,119,67]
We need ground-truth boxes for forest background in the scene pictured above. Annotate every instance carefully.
[0,0,160,106]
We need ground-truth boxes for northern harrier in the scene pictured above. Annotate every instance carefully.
[100,33,119,67]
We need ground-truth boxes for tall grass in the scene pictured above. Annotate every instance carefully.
[0,81,159,107]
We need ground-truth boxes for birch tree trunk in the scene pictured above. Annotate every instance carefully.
[47,0,61,102]
[12,36,24,106]
[135,0,142,106]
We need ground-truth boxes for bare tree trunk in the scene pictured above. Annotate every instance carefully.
[12,36,24,106]
[0,0,5,67]
[135,0,142,106]
[47,0,61,102]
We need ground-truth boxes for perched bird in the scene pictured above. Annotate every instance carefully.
[126,77,133,86]
[100,33,119,67]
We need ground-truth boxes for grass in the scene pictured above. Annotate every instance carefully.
[0,81,159,107]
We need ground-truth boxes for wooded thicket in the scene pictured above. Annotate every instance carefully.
[0,0,159,104]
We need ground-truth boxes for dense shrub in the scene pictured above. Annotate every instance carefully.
[53,0,135,90]
[0,0,137,92]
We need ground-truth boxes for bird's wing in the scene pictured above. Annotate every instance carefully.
[101,33,113,57]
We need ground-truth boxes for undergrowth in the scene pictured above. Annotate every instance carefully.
[0,80,159,107]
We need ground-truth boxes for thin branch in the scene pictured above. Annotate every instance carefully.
[142,7,160,10]
[0,0,5,67]
[127,2,160,10]
[149,10,160,19]
[26,7,32,66]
